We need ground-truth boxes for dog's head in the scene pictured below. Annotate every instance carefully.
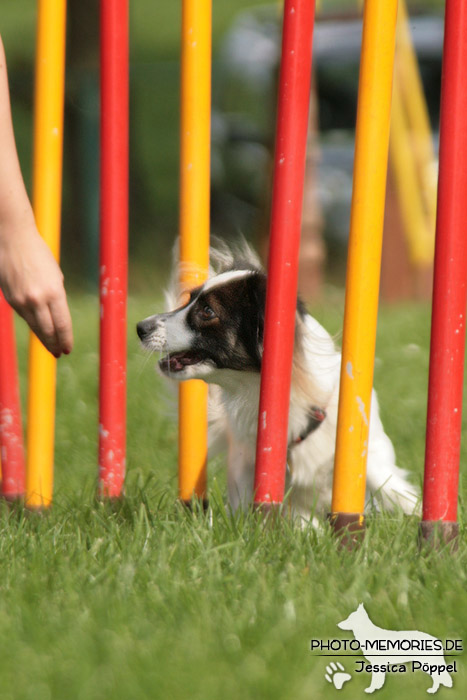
[137,269,267,382]
[337,603,369,632]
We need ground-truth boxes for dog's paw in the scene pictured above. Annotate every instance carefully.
[325,661,352,690]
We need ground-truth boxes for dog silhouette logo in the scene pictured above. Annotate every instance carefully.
[337,603,454,694]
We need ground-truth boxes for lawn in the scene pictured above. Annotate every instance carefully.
[1,1,464,696]
[0,294,465,699]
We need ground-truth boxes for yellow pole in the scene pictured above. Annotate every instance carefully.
[396,0,437,236]
[331,0,397,524]
[389,76,434,266]
[178,0,211,503]
[26,0,67,508]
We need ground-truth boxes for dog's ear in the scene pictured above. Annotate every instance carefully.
[296,296,308,319]
[245,272,266,343]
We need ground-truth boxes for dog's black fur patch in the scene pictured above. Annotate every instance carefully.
[186,272,267,371]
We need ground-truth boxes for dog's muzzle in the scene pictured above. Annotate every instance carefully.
[136,315,168,352]
[136,318,156,343]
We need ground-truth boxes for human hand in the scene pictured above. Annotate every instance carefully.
[0,213,73,358]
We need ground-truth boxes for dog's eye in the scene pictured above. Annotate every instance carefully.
[200,304,216,320]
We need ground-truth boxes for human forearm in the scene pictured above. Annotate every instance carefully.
[0,36,34,228]
[0,34,73,356]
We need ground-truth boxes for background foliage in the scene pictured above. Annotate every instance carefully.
[2,0,445,290]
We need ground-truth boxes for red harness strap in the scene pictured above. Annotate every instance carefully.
[289,405,326,448]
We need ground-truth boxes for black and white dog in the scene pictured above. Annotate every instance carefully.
[137,243,419,520]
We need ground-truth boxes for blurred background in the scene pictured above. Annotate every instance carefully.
[2,0,444,302]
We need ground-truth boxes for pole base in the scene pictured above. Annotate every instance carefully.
[419,520,459,551]
[96,493,124,505]
[0,492,24,503]
[253,502,283,519]
[180,498,209,513]
[24,504,49,515]
[328,512,365,549]
[253,502,287,527]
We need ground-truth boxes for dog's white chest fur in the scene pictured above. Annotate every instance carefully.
[208,314,418,519]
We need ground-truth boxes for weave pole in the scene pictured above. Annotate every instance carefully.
[98,0,129,498]
[421,0,467,546]
[178,0,211,505]
[330,0,397,536]
[0,292,25,500]
[390,0,436,271]
[26,0,67,508]
[253,0,316,510]
[396,0,437,237]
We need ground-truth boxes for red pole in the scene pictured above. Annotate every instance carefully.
[0,292,25,500]
[422,0,467,543]
[254,0,316,507]
[98,0,129,498]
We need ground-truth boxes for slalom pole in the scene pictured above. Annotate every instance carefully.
[330,0,398,536]
[253,0,316,511]
[26,0,67,508]
[178,0,211,505]
[396,0,437,234]
[387,0,436,271]
[421,0,467,546]
[98,0,129,498]
[0,292,25,500]
[389,76,434,267]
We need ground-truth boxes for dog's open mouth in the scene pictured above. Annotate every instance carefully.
[159,351,205,374]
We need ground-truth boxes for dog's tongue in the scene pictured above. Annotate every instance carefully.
[160,352,201,373]
[168,354,186,372]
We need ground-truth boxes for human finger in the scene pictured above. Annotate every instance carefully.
[48,295,73,355]
[29,303,61,357]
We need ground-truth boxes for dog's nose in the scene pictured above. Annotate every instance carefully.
[137,318,154,341]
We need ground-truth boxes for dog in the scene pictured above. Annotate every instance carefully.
[338,603,454,693]
[137,242,419,520]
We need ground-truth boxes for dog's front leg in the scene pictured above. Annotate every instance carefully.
[365,669,386,693]
[227,440,255,512]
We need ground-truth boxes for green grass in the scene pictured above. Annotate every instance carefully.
[0,294,465,699]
